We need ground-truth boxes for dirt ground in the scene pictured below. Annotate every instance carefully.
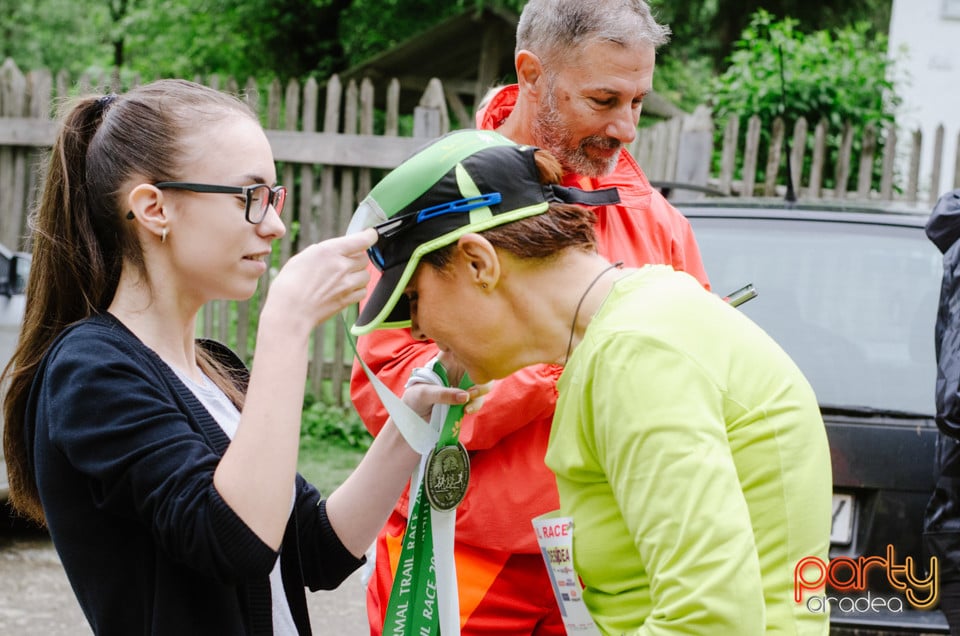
[0,519,369,635]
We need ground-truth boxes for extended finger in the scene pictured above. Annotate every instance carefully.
[336,227,378,253]
[403,384,470,416]
[464,382,493,414]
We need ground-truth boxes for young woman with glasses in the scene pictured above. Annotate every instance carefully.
[1,79,478,635]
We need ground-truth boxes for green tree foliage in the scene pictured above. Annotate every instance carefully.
[712,10,900,130]
[119,0,351,82]
[1,1,893,98]
[708,9,903,190]
[337,0,525,68]
[652,54,715,116]
[649,0,892,72]
[0,0,110,76]
[0,0,354,85]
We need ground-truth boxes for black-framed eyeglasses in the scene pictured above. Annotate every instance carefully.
[155,182,287,224]
[367,192,502,270]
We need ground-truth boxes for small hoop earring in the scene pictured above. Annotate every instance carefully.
[481,283,488,289]
[161,227,168,244]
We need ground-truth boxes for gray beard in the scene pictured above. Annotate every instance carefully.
[531,92,621,178]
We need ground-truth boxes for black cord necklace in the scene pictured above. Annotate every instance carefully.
[563,261,624,364]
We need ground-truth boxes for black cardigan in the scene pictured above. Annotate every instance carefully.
[24,312,363,635]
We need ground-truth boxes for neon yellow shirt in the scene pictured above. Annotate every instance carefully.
[548,265,831,635]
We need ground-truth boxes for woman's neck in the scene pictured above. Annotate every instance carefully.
[561,258,625,364]
[109,270,201,380]
[504,252,626,367]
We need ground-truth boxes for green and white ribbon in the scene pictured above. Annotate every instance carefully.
[344,315,467,635]
[382,358,469,635]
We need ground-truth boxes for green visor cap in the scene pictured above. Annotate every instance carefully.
[349,129,620,335]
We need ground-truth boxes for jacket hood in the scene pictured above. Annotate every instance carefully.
[926,189,960,254]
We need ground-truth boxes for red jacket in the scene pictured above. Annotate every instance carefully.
[350,84,710,554]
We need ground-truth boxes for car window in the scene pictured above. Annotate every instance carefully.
[688,216,941,415]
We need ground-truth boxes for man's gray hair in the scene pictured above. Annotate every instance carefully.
[516,0,671,64]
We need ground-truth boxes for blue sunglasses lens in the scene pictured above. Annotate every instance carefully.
[367,246,385,271]
[367,192,502,271]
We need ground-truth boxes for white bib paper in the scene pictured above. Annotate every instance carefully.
[532,511,601,635]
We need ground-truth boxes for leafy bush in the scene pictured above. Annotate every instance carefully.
[654,52,715,117]
[301,395,372,450]
[709,10,903,191]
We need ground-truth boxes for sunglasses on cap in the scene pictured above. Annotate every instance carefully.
[367,192,502,271]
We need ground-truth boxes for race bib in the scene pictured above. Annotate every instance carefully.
[532,512,602,635]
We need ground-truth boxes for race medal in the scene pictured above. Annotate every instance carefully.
[424,442,470,511]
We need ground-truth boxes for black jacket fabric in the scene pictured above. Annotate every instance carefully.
[924,189,960,581]
[927,189,960,440]
[24,312,363,635]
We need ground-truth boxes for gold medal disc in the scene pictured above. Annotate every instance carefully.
[424,442,470,511]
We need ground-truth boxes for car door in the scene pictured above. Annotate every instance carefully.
[684,206,948,634]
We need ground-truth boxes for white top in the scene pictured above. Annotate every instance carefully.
[172,366,298,636]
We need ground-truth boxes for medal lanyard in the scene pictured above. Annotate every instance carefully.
[342,315,471,635]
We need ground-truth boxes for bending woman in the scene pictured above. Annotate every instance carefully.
[350,129,832,635]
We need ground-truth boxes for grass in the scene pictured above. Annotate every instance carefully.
[297,399,371,495]
[298,438,367,496]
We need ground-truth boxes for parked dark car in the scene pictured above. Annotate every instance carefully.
[678,198,948,634]
[0,243,30,502]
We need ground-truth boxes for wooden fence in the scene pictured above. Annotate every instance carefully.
[1,58,958,402]
[633,104,960,207]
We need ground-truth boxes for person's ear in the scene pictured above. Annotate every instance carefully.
[515,50,544,96]
[127,184,168,242]
[456,234,500,289]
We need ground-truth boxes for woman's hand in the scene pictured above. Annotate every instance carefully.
[263,228,377,333]
[435,350,493,414]
[401,377,493,421]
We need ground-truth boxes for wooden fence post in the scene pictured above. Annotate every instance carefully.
[385,78,400,137]
[271,79,293,266]
[790,117,807,197]
[834,122,853,199]
[339,79,359,237]
[880,123,897,201]
[299,77,320,244]
[717,116,739,195]
[55,69,69,103]
[954,129,960,191]
[764,117,785,197]
[319,74,341,245]
[358,78,375,198]
[414,78,448,138]
[856,123,877,200]
[930,124,944,206]
[907,129,922,204]
[0,59,28,250]
[741,115,761,196]
[809,118,828,198]
[663,117,683,183]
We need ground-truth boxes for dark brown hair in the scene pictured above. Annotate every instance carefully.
[2,80,254,524]
[421,149,598,270]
